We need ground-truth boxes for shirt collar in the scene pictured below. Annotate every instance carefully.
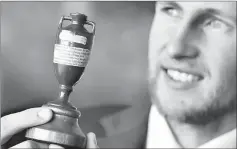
[146,105,236,148]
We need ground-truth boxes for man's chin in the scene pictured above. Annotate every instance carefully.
[152,98,187,121]
[153,101,206,125]
[152,94,213,125]
[154,98,236,126]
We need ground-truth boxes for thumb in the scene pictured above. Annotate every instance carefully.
[1,107,53,145]
[87,132,99,148]
[49,144,65,149]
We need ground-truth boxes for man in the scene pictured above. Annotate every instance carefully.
[147,1,236,148]
[1,1,236,148]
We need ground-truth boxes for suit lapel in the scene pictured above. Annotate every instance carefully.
[97,100,151,148]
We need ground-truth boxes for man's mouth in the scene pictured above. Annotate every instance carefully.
[164,68,203,83]
[167,69,200,82]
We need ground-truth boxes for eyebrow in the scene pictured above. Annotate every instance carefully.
[204,8,236,23]
[157,1,181,10]
[156,2,236,24]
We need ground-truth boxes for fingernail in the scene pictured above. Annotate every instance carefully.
[37,108,52,120]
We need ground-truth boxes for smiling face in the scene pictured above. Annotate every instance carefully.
[149,2,236,124]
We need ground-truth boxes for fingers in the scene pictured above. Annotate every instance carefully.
[87,132,99,149]
[9,140,37,148]
[1,107,53,145]
[9,140,64,149]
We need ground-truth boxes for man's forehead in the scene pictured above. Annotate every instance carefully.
[156,1,236,19]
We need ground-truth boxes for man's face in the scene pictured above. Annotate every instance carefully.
[149,2,236,124]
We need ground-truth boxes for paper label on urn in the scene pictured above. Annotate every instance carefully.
[53,44,90,67]
[59,30,87,45]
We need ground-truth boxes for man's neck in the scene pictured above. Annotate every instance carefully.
[167,112,236,148]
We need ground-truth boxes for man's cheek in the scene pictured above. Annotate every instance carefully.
[203,54,234,99]
[148,57,157,80]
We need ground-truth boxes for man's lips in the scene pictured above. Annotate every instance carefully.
[161,66,204,82]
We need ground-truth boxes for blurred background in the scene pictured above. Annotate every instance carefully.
[1,1,155,116]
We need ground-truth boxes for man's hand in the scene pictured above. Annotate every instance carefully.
[1,107,64,148]
[1,107,99,148]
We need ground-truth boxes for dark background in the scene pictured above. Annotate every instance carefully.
[1,2,155,115]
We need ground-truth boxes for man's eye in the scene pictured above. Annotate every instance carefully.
[204,19,228,31]
[161,7,180,18]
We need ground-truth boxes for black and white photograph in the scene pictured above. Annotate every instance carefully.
[1,1,236,149]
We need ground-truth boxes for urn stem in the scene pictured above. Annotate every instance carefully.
[58,85,73,103]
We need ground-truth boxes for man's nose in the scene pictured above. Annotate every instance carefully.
[167,23,199,60]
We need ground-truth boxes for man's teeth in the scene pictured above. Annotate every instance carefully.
[167,69,199,82]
